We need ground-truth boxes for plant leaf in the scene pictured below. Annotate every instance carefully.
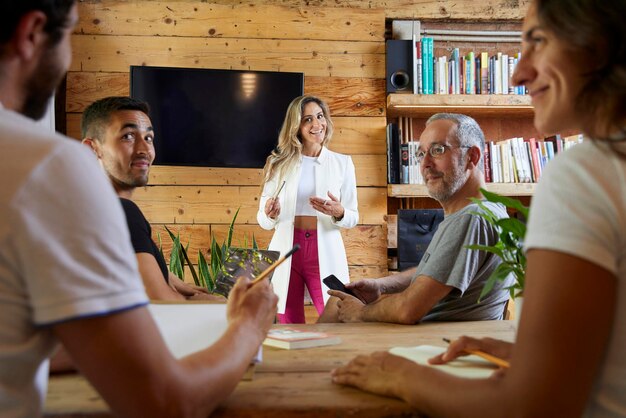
[480,188,529,218]
[225,207,240,248]
[198,250,212,291]
[478,262,514,302]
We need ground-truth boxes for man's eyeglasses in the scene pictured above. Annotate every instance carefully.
[415,144,471,163]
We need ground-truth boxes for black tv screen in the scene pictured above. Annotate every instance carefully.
[130,66,304,168]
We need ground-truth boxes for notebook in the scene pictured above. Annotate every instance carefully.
[389,345,499,379]
[263,328,341,350]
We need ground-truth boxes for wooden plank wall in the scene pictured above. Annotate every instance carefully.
[67,0,528,282]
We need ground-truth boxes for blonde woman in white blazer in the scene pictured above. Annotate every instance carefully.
[257,96,358,323]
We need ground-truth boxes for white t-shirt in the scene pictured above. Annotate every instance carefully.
[295,155,317,216]
[525,140,626,418]
[0,106,148,417]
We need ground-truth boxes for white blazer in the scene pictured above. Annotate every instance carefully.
[257,147,359,313]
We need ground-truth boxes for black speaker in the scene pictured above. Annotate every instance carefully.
[386,40,413,93]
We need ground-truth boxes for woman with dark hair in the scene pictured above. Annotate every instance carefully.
[257,95,358,323]
[332,0,626,416]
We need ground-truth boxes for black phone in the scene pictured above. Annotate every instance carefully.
[322,274,356,298]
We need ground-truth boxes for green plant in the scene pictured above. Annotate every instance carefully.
[467,188,529,300]
[162,207,258,292]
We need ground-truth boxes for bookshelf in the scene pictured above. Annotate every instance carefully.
[387,94,533,118]
[386,93,540,198]
[388,182,536,198]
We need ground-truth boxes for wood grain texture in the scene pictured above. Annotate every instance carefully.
[69,35,384,78]
[45,321,516,417]
[192,0,530,20]
[65,72,385,117]
[133,186,387,225]
[76,2,385,41]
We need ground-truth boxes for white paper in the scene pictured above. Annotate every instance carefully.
[389,345,498,379]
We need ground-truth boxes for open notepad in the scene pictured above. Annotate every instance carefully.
[389,345,499,379]
[148,303,260,379]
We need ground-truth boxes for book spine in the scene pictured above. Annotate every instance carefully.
[417,41,423,94]
[412,34,418,95]
[427,38,434,94]
[484,142,492,182]
[481,52,489,94]
[400,142,409,184]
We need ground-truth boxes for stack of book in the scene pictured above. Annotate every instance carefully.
[413,39,526,95]
[387,124,584,185]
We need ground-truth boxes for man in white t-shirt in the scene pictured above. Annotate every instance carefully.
[0,2,277,417]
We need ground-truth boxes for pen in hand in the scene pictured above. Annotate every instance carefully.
[442,338,510,369]
[250,244,300,285]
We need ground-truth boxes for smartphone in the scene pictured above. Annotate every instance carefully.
[322,274,356,298]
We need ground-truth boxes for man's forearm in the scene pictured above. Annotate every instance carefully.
[378,268,416,294]
[361,293,413,324]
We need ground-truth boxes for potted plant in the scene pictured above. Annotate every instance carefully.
[466,188,528,318]
[160,208,260,293]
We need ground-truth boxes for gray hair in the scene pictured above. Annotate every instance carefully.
[426,113,485,172]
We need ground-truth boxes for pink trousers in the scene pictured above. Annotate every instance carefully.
[277,229,325,324]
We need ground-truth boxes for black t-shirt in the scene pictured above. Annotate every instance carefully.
[119,198,169,284]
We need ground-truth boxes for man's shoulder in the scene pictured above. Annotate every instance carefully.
[119,198,148,222]
[459,201,508,219]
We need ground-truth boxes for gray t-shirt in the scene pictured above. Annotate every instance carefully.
[416,201,514,321]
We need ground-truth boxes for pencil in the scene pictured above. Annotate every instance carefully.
[250,244,300,285]
[442,338,510,369]
[272,180,286,200]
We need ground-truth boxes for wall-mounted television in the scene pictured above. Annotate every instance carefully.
[130,66,304,168]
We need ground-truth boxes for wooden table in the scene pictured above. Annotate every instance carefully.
[44,321,516,418]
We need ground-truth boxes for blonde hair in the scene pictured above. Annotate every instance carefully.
[260,95,334,186]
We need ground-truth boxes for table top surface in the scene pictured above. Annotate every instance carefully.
[44,321,516,418]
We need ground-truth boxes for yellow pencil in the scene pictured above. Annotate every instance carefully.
[442,338,510,369]
[250,244,300,285]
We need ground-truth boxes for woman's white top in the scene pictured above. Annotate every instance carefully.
[295,155,317,216]
[257,147,359,313]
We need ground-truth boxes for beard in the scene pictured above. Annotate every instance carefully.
[22,44,66,120]
[424,159,468,203]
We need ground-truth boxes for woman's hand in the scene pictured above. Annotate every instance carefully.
[310,191,344,220]
[428,336,513,365]
[332,351,414,399]
[264,197,281,219]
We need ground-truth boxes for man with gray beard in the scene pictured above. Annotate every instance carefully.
[320,113,514,324]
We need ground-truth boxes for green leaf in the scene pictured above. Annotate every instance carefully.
[466,243,504,260]
[478,262,514,302]
[198,250,212,291]
[496,218,526,239]
[225,207,240,248]
[480,188,529,218]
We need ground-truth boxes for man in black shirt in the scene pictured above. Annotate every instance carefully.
[82,96,217,300]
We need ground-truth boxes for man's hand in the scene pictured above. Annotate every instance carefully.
[328,290,366,323]
[227,277,278,339]
[345,279,382,304]
[187,293,226,302]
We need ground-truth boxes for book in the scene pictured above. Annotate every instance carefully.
[389,345,499,379]
[263,328,342,350]
[400,142,409,184]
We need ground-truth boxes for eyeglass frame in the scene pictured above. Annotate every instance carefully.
[415,143,472,163]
